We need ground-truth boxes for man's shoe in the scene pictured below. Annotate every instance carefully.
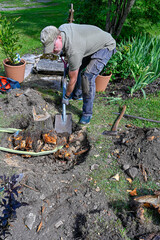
[73,96,83,101]
[79,116,92,125]
[69,94,83,101]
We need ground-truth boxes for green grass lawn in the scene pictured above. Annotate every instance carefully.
[0,0,71,63]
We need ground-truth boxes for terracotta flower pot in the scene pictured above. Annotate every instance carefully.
[3,58,26,83]
[95,73,112,92]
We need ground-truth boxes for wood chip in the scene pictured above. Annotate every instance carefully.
[134,195,160,206]
[147,136,155,141]
[126,124,132,128]
[41,205,45,214]
[37,220,43,232]
[126,178,132,183]
[96,187,100,192]
[110,173,120,181]
[16,93,23,97]
[21,183,39,192]
[129,188,137,196]
[140,164,148,182]
[74,148,88,155]
[137,207,145,221]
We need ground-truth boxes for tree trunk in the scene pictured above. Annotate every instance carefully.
[105,0,112,32]
[105,0,136,37]
[115,0,136,36]
[111,0,124,34]
[32,106,53,131]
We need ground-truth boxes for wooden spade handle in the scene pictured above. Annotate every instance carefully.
[112,105,126,132]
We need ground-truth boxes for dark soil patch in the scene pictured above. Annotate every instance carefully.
[109,126,160,240]
[5,61,24,66]
[112,127,160,182]
[0,83,160,240]
[98,77,160,100]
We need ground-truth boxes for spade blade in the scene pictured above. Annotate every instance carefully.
[55,113,72,134]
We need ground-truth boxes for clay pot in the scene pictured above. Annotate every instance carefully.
[95,73,112,92]
[3,58,26,83]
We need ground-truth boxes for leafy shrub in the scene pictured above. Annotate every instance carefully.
[72,0,160,38]
[0,174,23,237]
[0,15,22,65]
[102,50,123,78]
[105,34,160,97]
[72,0,106,30]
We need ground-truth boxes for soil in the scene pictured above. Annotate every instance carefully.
[111,127,160,182]
[5,61,24,67]
[0,77,160,240]
[99,77,160,100]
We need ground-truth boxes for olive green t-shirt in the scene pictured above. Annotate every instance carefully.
[59,23,116,71]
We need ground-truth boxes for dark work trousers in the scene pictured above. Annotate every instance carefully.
[72,47,116,117]
[71,55,92,99]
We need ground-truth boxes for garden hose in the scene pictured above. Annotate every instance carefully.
[0,145,63,156]
[0,128,22,133]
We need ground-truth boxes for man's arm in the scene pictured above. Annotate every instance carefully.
[66,69,79,97]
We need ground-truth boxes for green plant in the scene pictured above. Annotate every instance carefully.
[72,0,160,38]
[101,50,123,79]
[0,174,24,237]
[130,68,159,98]
[0,15,22,65]
[106,35,160,96]
[128,35,160,96]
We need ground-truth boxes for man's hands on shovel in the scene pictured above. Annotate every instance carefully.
[62,94,70,105]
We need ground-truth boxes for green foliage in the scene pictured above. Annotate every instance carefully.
[72,0,106,29]
[0,16,22,64]
[0,174,23,237]
[72,0,160,38]
[106,34,160,96]
[101,50,123,79]
[130,70,158,98]
[124,0,160,37]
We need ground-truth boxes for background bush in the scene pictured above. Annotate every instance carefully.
[72,0,160,39]
[107,34,160,96]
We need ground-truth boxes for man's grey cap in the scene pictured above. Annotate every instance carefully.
[40,26,59,54]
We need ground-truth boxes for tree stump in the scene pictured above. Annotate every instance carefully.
[32,106,53,131]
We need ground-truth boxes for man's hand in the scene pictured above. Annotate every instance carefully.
[62,94,69,105]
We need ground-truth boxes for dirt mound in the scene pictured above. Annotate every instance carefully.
[112,127,160,181]
[1,88,54,118]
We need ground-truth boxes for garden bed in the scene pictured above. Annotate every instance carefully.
[98,77,160,100]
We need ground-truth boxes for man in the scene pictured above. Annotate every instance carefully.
[40,23,116,124]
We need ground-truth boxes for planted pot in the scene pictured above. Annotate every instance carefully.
[3,58,26,83]
[95,73,112,92]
